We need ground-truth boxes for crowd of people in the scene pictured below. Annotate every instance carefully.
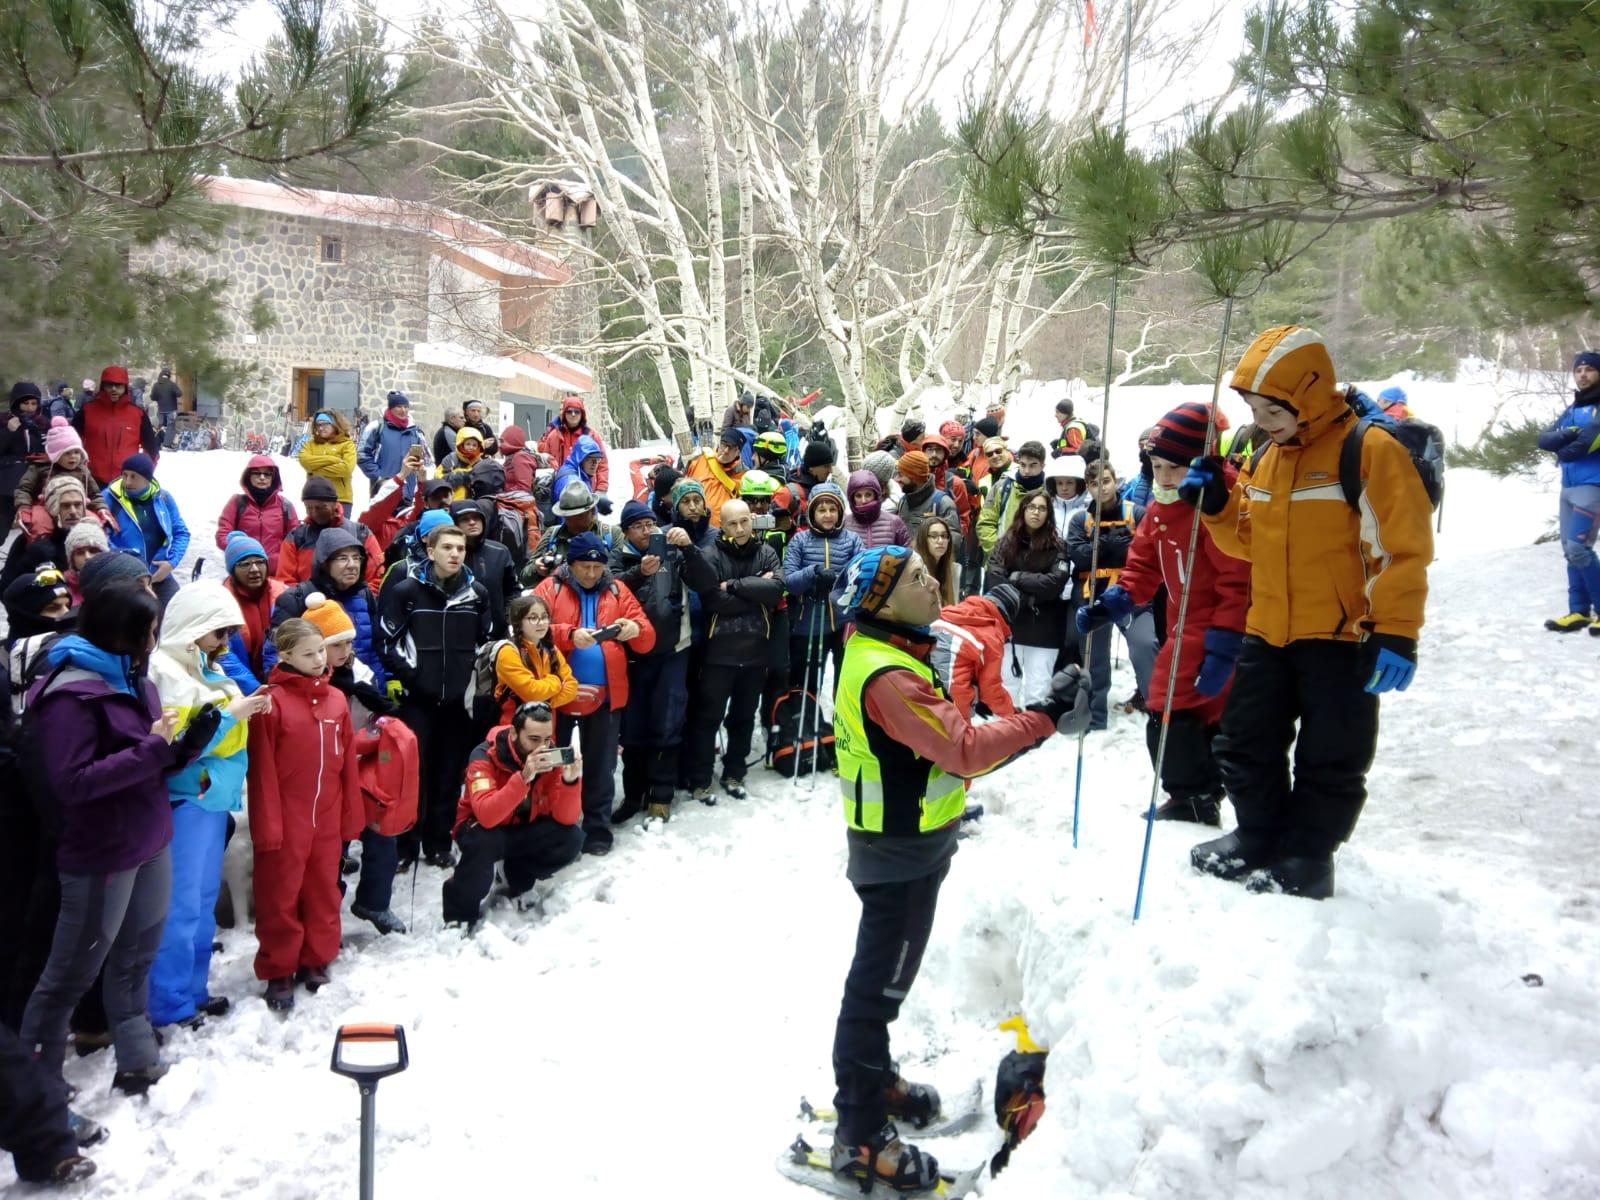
[0,326,1455,1187]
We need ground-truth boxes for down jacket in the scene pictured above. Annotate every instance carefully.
[538,399,610,494]
[930,595,1017,719]
[103,477,190,569]
[453,724,582,834]
[782,483,863,638]
[215,456,300,574]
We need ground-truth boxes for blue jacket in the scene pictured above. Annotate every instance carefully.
[218,638,262,694]
[102,480,190,568]
[782,484,863,636]
[551,434,602,503]
[358,418,427,495]
[1539,391,1600,488]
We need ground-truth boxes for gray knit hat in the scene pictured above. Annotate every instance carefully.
[861,450,897,490]
[77,549,151,598]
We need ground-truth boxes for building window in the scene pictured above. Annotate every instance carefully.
[320,235,343,264]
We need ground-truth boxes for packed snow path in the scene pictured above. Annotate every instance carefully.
[4,456,1597,1199]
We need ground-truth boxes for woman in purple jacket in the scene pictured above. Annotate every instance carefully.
[841,469,910,549]
[20,582,218,1103]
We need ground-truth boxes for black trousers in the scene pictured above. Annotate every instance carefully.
[1214,637,1379,856]
[0,1021,76,1182]
[441,819,584,923]
[684,661,763,788]
[621,747,679,809]
[399,699,482,858]
[1145,709,1221,800]
[831,862,949,1144]
[558,707,621,850]
[789,629,844,702]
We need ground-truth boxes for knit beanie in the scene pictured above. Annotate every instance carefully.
[386,390,410,410]
[835,544,912,618]
[64,520,109,558]
[42,474,87,517]
[1573,351,1600,372]
[417,509,454,539]
[861,451,897,490]
[566,531,609,563]
[973,416,1002,440]
[224,529,268,572]
[120,452,156,481]
[803,440,836,470]
[618,499,654,529]
[78,549,150,598]
[985,583,1021,627]
[44,416,83,463]
[669,477,705,509]
[897,450,931,484]
[900,419,925,443]
[2,568,70,619]
[302,476,338,502]
[302,593,356,644]
[1147,402,1215,466]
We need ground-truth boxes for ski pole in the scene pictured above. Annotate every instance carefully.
[807,628,829,796]
[330,1024,409,1200]
[793,619,821,795]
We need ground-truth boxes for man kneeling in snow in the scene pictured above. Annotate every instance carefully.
[441,701,584,931]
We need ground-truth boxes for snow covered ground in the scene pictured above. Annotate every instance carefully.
[5,394,1598,1199]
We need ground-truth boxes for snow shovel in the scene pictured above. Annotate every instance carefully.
[331,1023,410,1200]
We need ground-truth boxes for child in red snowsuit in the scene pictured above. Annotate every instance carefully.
[1077,403,1251,824]
[247,617,363,1011]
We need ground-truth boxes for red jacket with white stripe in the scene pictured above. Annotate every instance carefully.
[246,666,363,852]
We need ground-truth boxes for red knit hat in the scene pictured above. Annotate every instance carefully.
[1148,402,1221,465]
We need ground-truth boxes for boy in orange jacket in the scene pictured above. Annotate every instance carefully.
[1179,326,1433,898]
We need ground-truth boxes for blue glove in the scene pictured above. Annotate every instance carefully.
[1193,628,1244,697]
[1361,634,1416,694]
[1075,585,1134,634]
[1178,455,1229,515]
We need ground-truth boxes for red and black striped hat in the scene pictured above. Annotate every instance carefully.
[1147,402,1225,465]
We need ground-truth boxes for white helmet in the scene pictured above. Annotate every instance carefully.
[1044,455,1085,481]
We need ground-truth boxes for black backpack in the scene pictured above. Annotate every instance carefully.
[1339,416,1445,512]
[765,688,835,777]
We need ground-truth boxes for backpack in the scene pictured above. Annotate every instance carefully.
[766,688,836,777]
[469,637,516,720]
[1339,416,1445,512]
[353,716,420,836]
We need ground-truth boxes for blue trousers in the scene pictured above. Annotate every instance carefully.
[148,804,228,1026]
[1560,485,1600,613]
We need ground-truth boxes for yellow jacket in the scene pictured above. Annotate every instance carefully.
[298,437,356,503]
[1203,325,1433,646]
[684,452,744,528]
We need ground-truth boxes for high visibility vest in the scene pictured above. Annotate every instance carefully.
[834,634,967,835]
[1079,501,1138,598]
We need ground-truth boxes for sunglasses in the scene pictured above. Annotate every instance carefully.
[515,700,553,722]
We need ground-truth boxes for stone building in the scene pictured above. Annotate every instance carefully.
[128,176,598,448]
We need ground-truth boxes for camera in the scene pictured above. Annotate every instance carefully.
[537,553,561,573]
[591,623,623,643]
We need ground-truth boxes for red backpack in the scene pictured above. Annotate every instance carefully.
[353,717,420,836]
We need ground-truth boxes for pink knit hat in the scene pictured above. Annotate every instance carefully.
[45,416,83,464]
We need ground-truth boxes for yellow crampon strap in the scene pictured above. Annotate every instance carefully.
[998,1015,1042,1054]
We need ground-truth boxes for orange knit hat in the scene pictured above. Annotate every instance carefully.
[302,593,356,644]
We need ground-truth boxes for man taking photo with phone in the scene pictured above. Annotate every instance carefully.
[440,701,585,931]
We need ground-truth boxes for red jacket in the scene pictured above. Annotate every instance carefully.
[538,400,610,494]
[534,567,655,711]
[215,456,300,574]
[276,515,385,589]
[246,666,363,852]
[356,477,422,553]
[931,595,1017,720]
[922,435,974,539]
[72,366,159,487]
[1117,492,1251,721]
[225,576,287,677]
[497,426,542,494]
[453,724,582,835]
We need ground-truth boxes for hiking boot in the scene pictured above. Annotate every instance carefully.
[197,995,232,1018]
[1118,690,1147,714]
[296,964,331,992]
[830,1123,940,1194]
[1590,621,1600,637]
[111,1063,168,1096]
[444,918,479,937]
[721,775,748,800]
[351,903,407,935]
[68,1111,108,1148]
[583,839,612,857]
[646,801,672,822]
[884,1076,941,1129]
[693,785,717,806]
[612,799,644,825]
[1191,828,1280,882]
[72,1030,112,1057]
[1245,854,1335,900]
[1545,611,1593,632]
[960,804,984,824]
[265,977,296,1011]
[47,1155,96,1184]
[1150,792,1222,826]
[396,845,418,874]
[423,847,457,870]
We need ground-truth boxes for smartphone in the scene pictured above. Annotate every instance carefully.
[591,623,623,643]
[551,746,576,765]
[647,532,667,559]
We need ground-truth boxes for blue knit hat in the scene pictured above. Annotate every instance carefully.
[120,452,156,480]
[618,499,654,529]
[1574,351,1600,372]
[1377,386,1407,404]
[417,509,453,540]
[566,531,609,563]
[224,530,268,572]
[835,544,912,617]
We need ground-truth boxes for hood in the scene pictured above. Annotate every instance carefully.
[554,397,589,429]
[1229,325,1348,445]
[807,481,847,525]
[921,433,951,455]
[845,469,882,502]
[91,365,131,406]
[449,498,491,534]
[311,525,365,578]
[499,425,527,452]
[158,580,246,656]
[239,454,283,494]
[938,594,1009,634]
[563,434,602,474]
[455,424,486,452]
[486,724,523,772]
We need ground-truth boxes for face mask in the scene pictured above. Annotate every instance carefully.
[1151,484,1180,505]
[1017,470,1044,491]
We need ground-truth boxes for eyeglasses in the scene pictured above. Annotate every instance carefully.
[523,612,550,623]
[515,701,553,723]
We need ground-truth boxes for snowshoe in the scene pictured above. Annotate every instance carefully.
[831,1123,940,1193]
[1545,611,1593,632]
[800,1079,984,1139]
[296,964,331,992]
[1190,829,1279,882]
[721,775,749,800]
[265,977,296,1011]
[1149,792,1222,826]
[351,903,407,935]
[68,1111,108,1148]
[693,785,717,806]
[885,1076,941,1130]
[111,1063,168,1097]
[1244,854,1335,900]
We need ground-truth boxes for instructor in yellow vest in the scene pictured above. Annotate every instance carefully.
[825,544,1090,1193]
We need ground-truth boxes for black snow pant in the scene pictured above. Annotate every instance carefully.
[790,628,844,703]
[684,660,763,788]
[1214,636,1379,856]
[399,698,482,859]
[1145,709,1222,801]
[832,861,949,1145]
[0,786,57,1031]
[559,707,621,851]
[620,652,690,810]
[442,818,585,924]
[0,1021,77,1183]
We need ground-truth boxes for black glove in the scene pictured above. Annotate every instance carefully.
[1026,666,1092,735]
[1178,455,1229,516]
[174,702,223,761]
[596,495,614,516]
[812,567,837,595]
[353,681,398,716]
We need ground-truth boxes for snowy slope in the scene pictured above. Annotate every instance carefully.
[5,450,1597,1199]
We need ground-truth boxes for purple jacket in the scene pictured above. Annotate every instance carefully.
[842,469,911,549]
[35,671,180,874]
